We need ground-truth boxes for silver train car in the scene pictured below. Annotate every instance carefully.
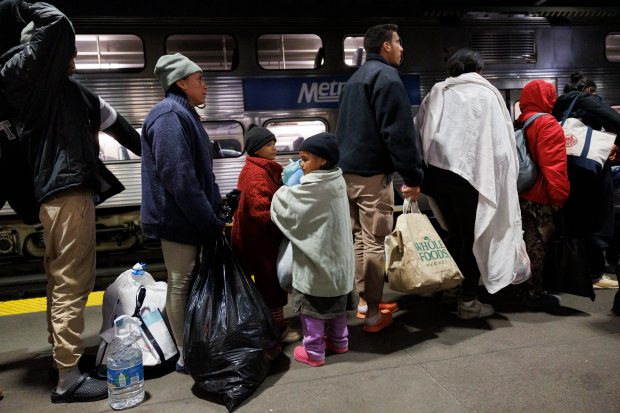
[1,10,620,267]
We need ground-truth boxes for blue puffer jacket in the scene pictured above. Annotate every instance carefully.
[140,90,222,245]
[335,53,424,187]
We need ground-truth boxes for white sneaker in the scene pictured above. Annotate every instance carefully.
[593,275,619,289]
[457,299,494,319]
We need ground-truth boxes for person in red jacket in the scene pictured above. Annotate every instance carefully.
[517,80,570,308]
[231,125,302,343]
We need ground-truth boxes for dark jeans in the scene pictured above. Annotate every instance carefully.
[422,166,480,300]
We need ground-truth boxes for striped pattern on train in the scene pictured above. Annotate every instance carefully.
[1,13,619,258]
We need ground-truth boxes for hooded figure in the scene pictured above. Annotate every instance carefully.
[517,80,570,207]
[517,80,570,308]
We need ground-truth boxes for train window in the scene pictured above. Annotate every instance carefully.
[98,130,141,162]
[203,121,244,158]
[263,119,327,153]
[605,33,620,62]
[344,36,366,67]
[75,35,144,72]
[166,35,238,71]
[257,34,324,70]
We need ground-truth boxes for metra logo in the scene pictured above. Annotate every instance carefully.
[297,81,346,104]
[414,236,451,263]
[565,134,578,147]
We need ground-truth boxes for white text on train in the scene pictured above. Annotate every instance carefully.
[297,81,346,104]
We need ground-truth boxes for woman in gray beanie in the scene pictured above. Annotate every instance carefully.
[140,53,224,373]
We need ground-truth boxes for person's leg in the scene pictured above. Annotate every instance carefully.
[325,315,348,353]
[344,175,365,310]
[447,183,480,301]
[40,190,106,398]
[582,165,618,288]
[519,200,559,306]
[357,175,394,320]
[295,315,325,366]
[160,239,199,368]
[427,171,491,318]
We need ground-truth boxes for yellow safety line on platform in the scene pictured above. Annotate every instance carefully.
[0,291,103,317]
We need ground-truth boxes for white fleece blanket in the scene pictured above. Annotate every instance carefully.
[415,72,530,293]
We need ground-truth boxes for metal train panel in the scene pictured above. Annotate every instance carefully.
[2,12,620,265]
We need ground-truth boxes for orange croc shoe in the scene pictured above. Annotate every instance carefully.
[357,302,399,319]
[362,310,393,333]
[379,302,399,313]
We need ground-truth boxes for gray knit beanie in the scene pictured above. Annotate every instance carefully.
[154,53,202,91]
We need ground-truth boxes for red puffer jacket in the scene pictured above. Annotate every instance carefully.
[231,156,286,308]
[518,80,570,207]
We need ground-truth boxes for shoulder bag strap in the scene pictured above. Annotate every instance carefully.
[522,112,548,164]
[561,95,580,126]
[133,286,167,363]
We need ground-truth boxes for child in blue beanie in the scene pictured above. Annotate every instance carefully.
[271,132,354,366]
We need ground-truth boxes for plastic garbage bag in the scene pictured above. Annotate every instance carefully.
[185,235,281,412]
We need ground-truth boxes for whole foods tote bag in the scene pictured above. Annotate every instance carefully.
[385,200,463,294]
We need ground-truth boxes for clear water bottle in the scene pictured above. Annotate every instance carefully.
[107,315,145,410]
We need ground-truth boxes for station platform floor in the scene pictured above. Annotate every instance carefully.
[1,280,619,413]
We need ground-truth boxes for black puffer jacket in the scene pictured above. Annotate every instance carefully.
[335,53,424,187]
[553,91,620,142]
[0,1,140,204]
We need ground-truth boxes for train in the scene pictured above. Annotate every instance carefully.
[1,6,620,278]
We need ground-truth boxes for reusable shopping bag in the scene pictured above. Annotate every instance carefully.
[543,211,595,300]
[561,96,616,174]
[385,200,464,294]
[96,264,178,369]
[185,235,281,412]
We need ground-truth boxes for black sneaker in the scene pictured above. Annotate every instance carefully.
[522,293,561,309]
[51,373,108,403]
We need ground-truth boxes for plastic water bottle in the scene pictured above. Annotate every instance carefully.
[107,316,145,410]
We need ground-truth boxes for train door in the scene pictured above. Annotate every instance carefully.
[489,78,557,122]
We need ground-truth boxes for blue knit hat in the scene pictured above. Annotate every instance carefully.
[299,132,339,166]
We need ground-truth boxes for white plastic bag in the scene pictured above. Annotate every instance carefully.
[96,263,177,367]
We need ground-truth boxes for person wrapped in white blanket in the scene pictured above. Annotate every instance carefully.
[415,48,531,319]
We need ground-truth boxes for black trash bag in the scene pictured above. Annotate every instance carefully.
[215,189,241,224]
[543,211,595,301]
[184,235,282,412]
